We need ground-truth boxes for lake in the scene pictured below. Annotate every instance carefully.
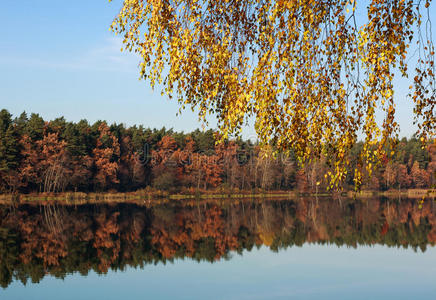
[1,197,435,299]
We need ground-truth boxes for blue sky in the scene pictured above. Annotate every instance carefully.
[0,0,217,133]
[0,0,433,138]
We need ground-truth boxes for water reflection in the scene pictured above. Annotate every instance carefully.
[0,197,435,289]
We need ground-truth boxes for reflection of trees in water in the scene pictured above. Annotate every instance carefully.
[41,204,65,235]
[0,198,435,288]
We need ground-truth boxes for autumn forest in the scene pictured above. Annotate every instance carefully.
[0,109,434,194]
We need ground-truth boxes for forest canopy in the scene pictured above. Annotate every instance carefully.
[110,0,435,188]
[0,109,433,194]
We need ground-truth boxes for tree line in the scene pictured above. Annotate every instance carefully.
[0,197,434,288]
[0,109,434,193]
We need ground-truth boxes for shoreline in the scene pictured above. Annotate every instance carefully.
[0,188,434,205]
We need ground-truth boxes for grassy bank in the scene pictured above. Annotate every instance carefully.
[0,188,434,205]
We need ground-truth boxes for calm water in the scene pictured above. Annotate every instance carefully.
[1,197,435,299]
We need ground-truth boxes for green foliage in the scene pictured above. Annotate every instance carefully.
[0,125,20,172]
[25,113,44,141]
[152,172,177,191]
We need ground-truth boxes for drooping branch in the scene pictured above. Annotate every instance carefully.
[111,0,435,188]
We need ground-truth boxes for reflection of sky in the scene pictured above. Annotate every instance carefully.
[3,244,436,300]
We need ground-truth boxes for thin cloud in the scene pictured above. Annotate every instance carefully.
[0,36,140,73]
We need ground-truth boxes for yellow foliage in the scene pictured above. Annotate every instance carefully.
[110,0,435,189]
